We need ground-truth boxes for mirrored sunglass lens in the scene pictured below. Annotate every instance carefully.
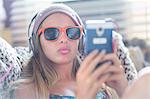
[66,28,81,40]
[44,28,59,40]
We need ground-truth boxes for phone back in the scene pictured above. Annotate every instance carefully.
[84,20,115,55]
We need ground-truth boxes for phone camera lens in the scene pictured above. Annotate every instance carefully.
[99,28,102,31]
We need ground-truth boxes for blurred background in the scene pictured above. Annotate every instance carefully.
[0,0,150,71]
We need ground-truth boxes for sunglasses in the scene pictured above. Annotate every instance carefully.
[38,26,83,41]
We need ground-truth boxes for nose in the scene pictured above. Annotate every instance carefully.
[59,28,68,44]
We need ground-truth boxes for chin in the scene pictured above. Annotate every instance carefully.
[55,58,73,65]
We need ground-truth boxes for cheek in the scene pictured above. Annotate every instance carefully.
[42,43,60,63]
[43,45,56,55]
[40,35,58,59]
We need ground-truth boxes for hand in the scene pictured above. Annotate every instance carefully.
[76,50,111,99]
[102,53,128,97]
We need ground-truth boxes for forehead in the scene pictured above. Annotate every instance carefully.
[41,13,76,27]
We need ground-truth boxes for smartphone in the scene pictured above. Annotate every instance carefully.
[84,19,115,55]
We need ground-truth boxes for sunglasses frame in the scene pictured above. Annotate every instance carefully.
[38,26,83,41]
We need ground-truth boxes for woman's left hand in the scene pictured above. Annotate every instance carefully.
[102,53,128,97]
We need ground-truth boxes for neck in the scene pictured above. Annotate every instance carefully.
[54,61,74,82]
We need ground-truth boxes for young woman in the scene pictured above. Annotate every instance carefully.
[0,3,137,99]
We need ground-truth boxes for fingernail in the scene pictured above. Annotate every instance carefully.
[101,50,106,54]
[93,49,99,54]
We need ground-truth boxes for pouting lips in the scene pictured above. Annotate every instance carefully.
[58,48,71,55]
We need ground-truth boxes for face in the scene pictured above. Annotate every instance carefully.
[39,13,81,66]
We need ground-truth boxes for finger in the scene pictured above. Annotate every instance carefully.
[102,65,124,75]
[90,73,110,96]
[103,53,121,67]
[84,62,111,91]
[90,62,111,81]
[105,66,126,82]
[78,50,99,73]
[106,73,125,82]
[84,50,106,76]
